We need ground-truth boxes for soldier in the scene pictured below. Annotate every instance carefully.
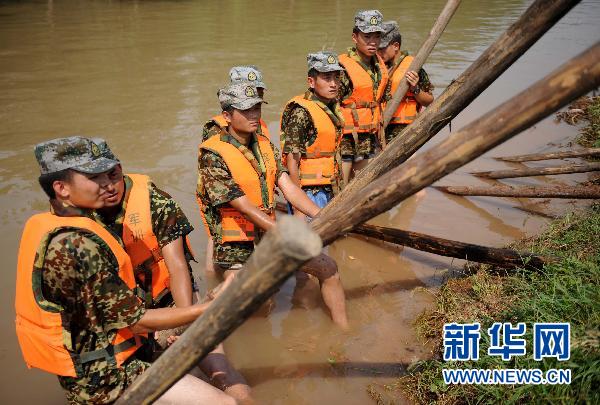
[94,141,252,403]
[201,65,270,142]
[377,21,434,146]
[15,136,237,404]
[338,9,389,187]
[200,65,271,274]
[281,51,345,212]
[197,83,348,328]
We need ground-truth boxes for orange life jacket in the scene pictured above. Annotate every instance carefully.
[199,134,276,242]
[211,115,271,139]
[338,53,389,135]
[389,55,418,124]
[15,213,143,377]
[281,95,338,186]
[123,174,171,306]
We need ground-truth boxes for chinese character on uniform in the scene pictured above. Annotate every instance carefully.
[487,322,527,361]
[533,323,570,361]
[443,323,481,361]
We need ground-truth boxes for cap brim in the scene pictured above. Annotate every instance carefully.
[72,157,120,174]
[378,39,392,49]
[359,26,386,33]
[230,99,267,110]
[255,81,267,89]
[314,64,344,73]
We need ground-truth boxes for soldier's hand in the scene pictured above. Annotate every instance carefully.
[206,273,236,301]
[405,70,419,87]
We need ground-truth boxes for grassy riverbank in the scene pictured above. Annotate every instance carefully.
[393,97,600,404]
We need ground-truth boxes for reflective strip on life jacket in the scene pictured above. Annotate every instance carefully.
[15,213,143,377]
[281,95,338,186]
[388,55,418,124]
[123,174,171,307]
[338,53,389,135]
[199,134,276,242]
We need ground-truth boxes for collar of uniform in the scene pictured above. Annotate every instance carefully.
[49,198,97,219]
[347,47,377,71]
[304,89,345,129]
[220,129,265,176]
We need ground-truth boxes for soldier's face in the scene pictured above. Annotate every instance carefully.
[309,71,340,101]
[225,104,262,134]
[377,42,400,63]
[53,167,123,209]
[101,165,125,207]
[353,31,382,57]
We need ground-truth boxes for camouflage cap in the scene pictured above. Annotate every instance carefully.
[379,20,401,48]
[307,51,344,73]
[34,136,120,175]
[218,83,266,111]
[354,9,385,33]
[229,65,267,89]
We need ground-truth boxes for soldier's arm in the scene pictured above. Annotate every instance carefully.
[149,184,195,307]
[228,195,277,232]
[282,106,313,188]
[277,173,320,218]
[406,69,434,107]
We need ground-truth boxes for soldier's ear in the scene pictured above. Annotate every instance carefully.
[351,32,358,45]
[53,179,71,200]
[307,76,316,89]
[222,110,232,124]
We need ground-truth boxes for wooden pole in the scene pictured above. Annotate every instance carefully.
[115,216,322,404]
[472,162,600,179]
[435,184,600,198]
[119,43,600,403]
[323,0,581,215]
[312,44,600,246]
[352,224,555,270]
[382,0,462,129]
[494,147,600,162]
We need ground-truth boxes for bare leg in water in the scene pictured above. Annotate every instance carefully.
[300,253,348,329]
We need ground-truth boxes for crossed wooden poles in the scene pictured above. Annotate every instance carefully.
[117,0,598,402]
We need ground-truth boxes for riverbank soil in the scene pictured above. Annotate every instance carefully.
[394,97,600,404]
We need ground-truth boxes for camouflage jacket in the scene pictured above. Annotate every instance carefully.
[96,175,197,301]
[338,47,392,103]
[197,129,288,266]
[39,200,148,404]
[280,89,344,155]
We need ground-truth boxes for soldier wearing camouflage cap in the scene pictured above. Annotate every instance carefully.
[202,66,270,142]
[17,136,240,403]
[281,51,344,204]
[377,21,434,146]
[338,9,391,188]
[197,82,349,329]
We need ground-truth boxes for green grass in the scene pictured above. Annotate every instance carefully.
[397,205,600,404]
[578,96,600,148]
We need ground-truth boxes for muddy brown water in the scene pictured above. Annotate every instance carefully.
[1,0,599,403]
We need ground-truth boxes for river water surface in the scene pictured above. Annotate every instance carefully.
[1,0,599,403]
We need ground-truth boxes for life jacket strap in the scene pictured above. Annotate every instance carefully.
[78,336,144,364]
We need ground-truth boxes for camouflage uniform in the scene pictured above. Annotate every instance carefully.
[384,52,434,144]
[338,47,391,158]
[30,136,148,403]
[40,200,148,404]
[281,89,344,195]
[96,174,197,305]
[197,129,287,266]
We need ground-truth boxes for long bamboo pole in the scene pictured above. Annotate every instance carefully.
[323,0,581,215]
[472,162,600,179]
[435,185,600,198]
[117,39,600,405]
[312,44,599,245]
[494,147,600,162]
[382,0,461,129]
[352,224,555,270]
